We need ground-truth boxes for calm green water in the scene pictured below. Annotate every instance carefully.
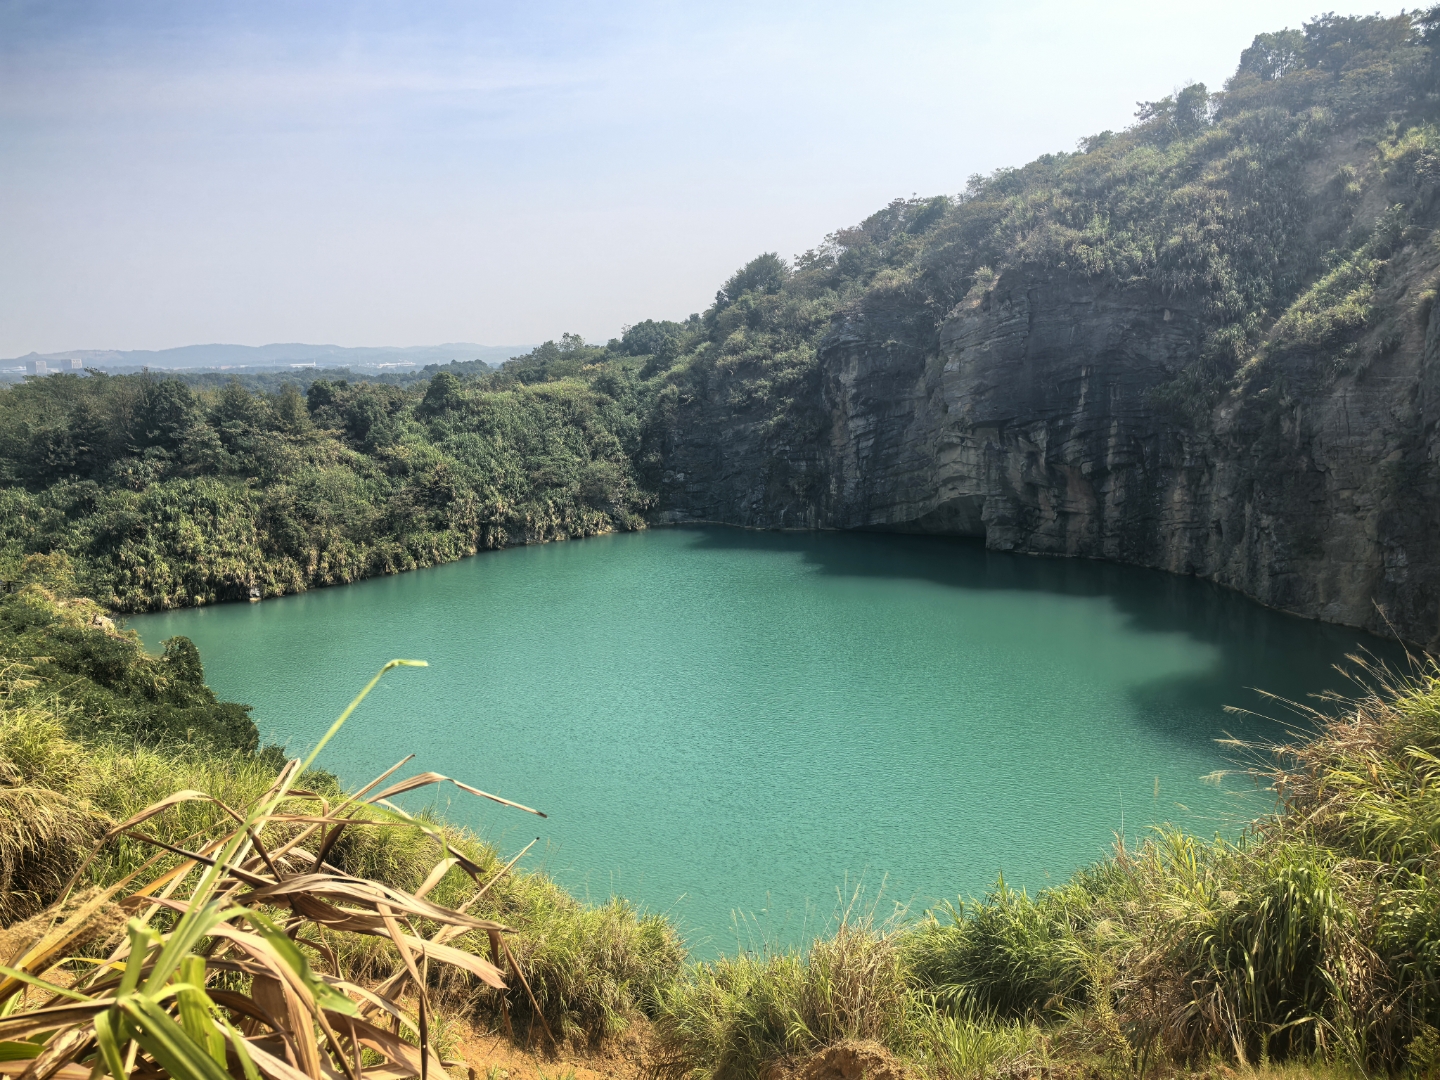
[132,527,1400,954]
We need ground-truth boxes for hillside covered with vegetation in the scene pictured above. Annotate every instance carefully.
[0,554,259,750]
[671,7,1440,425]
[7,9,1440,1078]
[0,346,660,609]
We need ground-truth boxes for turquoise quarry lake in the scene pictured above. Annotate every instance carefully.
[132,527,1399,954]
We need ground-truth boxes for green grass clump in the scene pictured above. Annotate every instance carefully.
[654,916,1045,1080]
[654,920,915,1080]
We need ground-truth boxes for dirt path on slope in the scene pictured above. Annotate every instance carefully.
[449,1020,654,1080]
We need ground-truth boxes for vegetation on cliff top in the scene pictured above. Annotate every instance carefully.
[657,8,1440,436]
[4,10,1439,610]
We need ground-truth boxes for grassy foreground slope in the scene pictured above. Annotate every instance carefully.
[10,557,1440,1075]
[656,660,1440,1078]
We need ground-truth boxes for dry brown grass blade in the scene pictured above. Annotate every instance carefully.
[309,823,352,876]
[53,839,178,929]
[435,839,537,946]
[261,793,333,868]
[250,975,292,1037]
[334,756,416,817]
[344,1066,412,1080]
[0,887,126,1003]
[414,858,459,900]
[266,816,413,827]
[283,894,389,935]
[246,827,285,880]
[243,1038,317,1080]
[0,1003,110,1040]
[111,827,233,908]
[208,923,360,1079]
[100,790,227,842]
[0,1064,89,1080]
[122,832,275,887]
[398,933,506,988]
[501,937,555,1049]
[368,772,545,817]
[303,757,418,873]
[209,926,323,1013]
[245,876,506,931]
[256,760,303,816]
[360,968,408,1022]
[325,1010,447,1077]
[281,974,324,1079]
[488,930,515,1040]
[208,987,284,1031]
[19,1023,92,1080]
[376,905,431,1080]
[311,1007,360,1080]
[376,906,425,996]
[318,975,417,1031]
[267,822,326,866]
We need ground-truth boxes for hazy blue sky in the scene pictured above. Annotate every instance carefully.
[0,1,1383,355]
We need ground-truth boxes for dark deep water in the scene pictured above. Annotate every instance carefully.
[133,527,1406,954]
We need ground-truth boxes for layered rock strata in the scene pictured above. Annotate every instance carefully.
[659,273,1440,648]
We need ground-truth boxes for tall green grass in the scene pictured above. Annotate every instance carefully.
[653,914,1044,1080]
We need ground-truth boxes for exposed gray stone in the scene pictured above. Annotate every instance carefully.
[659,270,1440,649]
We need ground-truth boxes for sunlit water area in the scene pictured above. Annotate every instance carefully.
[131,527,1403,955]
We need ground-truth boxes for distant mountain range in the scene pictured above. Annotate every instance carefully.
[1,342,532,372]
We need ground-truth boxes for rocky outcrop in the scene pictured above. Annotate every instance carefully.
[659,270,1440,649]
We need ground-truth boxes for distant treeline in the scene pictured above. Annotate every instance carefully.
[0,336,674,609]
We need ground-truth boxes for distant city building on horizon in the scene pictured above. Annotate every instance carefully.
[25,358,84,375]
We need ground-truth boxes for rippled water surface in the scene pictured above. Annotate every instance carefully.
[133,528,1400,953]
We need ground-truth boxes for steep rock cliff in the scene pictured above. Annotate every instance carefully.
[652,12,1440,646]
[659,265,1440,648]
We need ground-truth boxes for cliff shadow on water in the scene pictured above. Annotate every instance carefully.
[680,525,1414,752]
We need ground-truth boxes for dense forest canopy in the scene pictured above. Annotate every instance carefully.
[2,9,1438,610]
[0,352,659,608]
